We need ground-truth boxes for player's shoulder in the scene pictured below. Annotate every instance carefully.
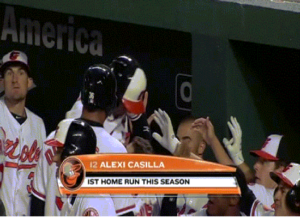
[80,195,116,216]
[25,107,45,124]
[248,182,265,191]
[0,97,6,111]
[93,126,127,153]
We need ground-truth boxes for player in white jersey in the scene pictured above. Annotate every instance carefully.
[105,54,151,147]
[221,117,290,208]
[47,118,117,216]
[0,50,46,216]
[30,93,83,215]
[190,116,291,209]
[242,162,300,216]
[31,64,127,216]
[107,55,161,216]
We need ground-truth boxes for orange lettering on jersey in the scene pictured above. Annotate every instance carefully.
[5,138,20,159]
[5,138,40,162]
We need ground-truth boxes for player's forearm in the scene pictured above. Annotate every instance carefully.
[209,136,234,165]
[237,162,255,184]
[130,113,152,141]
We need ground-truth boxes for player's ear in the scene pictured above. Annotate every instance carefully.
[27,77,34,89]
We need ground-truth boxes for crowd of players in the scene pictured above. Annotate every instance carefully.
[0,50,299,216]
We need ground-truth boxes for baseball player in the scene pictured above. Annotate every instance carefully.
[30,92,83,215]
[46,118,117,216]
[190,116,291,209]
[240,162,300,216]
[0,50,46,216]
[108,55,169,216]
[151,109,210,216]
[105,54,151,146]
[31,64,127,216]
[221,117,290,208]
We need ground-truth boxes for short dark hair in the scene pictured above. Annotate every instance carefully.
[178,115,195,126]
[1,62,30,78]
[275,160,290,170]
[131,136,154,154]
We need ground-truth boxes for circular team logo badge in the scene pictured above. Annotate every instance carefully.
[82,207,99,216]
[59,156,85,191]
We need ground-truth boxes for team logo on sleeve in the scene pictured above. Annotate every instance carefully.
[83,207,99,216]
[59,157,85,191]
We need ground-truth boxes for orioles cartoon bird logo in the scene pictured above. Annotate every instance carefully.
[9,51,20,60]
[60,157,85,191]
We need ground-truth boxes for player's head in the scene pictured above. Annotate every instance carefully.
[126,136,154,154]
[207,194,241,216]
[177,116,206,158]
[250,135,290,189]
[45,118,97,166]
[270,163,300,216]
[110,55,147,114]
[0,51,34,102]
[81,64,117,115]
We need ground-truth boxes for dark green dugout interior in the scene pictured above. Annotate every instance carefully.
[0,0,299,166]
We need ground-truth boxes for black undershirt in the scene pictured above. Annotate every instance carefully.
[11,112,27,125]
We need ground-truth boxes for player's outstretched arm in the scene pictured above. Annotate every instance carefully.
[192,117,233,165]
[223,116,254,183]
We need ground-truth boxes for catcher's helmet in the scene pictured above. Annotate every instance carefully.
[81,64,117,113]
[45,118,97,161]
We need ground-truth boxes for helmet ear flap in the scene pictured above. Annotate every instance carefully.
[286,180,300,214]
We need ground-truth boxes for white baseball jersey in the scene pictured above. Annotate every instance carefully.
[60,194,116,216]
[248,183,274,209]
[177,194,208,216]
[249,199,274,216]
[104,115,162,216]
[104,114,130,145]
[33,121,128,216]
[32,131,64,216]
[0,97,46,216]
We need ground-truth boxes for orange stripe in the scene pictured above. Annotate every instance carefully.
[60,187,241,195]
[5,162,18,168]
[251,199,260,216]
[5,162,36,170]
[18,164,36,169]
[70,154,236,172]
[116,204,136,214]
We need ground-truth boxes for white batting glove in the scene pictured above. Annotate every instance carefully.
[223,116,244,166]
[152,109,179,154]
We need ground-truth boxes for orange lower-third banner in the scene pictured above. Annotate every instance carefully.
[57,154,241,195]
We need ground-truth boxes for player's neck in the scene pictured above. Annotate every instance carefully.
[81,108,106,125]
[4,97,26,117]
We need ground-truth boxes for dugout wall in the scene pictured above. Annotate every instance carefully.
[0,0,299,165]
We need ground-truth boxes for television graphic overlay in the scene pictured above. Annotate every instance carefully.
[57,154,241,196]
[59,156,86,192]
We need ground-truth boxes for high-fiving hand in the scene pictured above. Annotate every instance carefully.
[152,109,179,154]
[223,116,244,166]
